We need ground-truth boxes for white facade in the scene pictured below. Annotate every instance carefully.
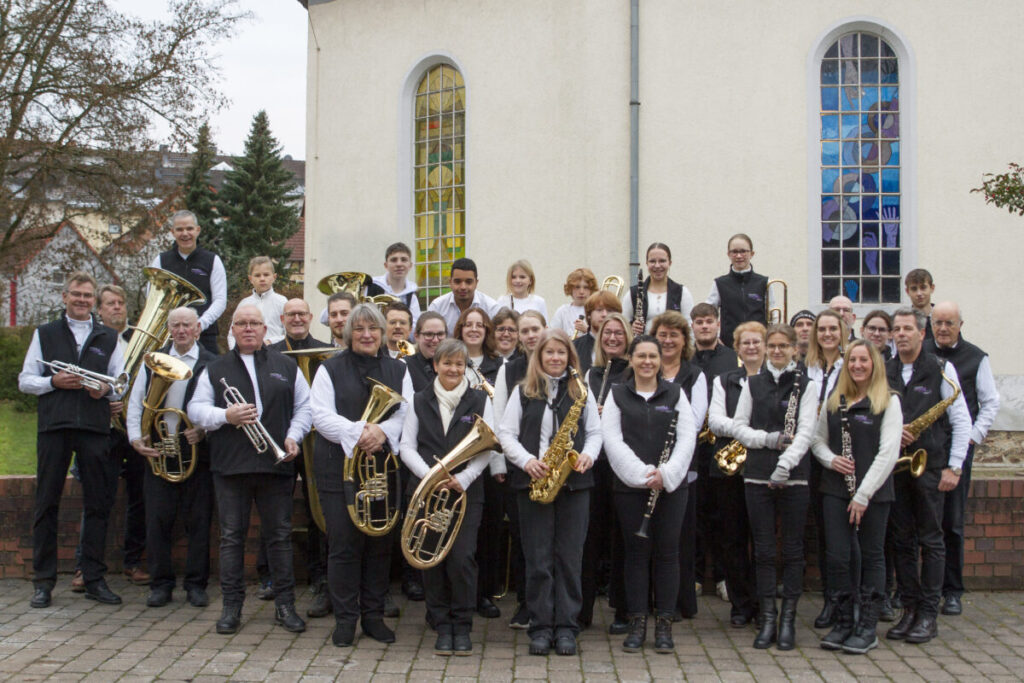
[302,0,1024,427]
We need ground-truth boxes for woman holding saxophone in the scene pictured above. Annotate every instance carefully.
[811,340,901,654]
[497,329,601,657]
[399,339,497,655]
[601,335,697,654]
[729,324,819,651]
[310,304,413,648]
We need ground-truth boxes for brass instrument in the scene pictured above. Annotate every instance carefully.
[893,369,960,478]
[344,378,407,536]
[714,439,747,476]
[698,415,715,445]
[116,268,207,428]
[218,377,288,464]
[602,275,625,298]
[317,271,399,311]
[38,359,129,394]
[396,339,416,359]
[401,416,501,569]
[281,346,341,533]
[467,360,495,399]
[766,279,788,326]
[529,367,589,504]
[636,412,678,538]
[139,352,196,483]
[571,315,586,341]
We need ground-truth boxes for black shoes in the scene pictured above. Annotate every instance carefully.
[878,594,896,622]
[383,593,400,618]
[216,604,242,634]
[608,612,631,635]
[434,627,454,655]
[477,596,501,618]
[941,594,963,616]
[275,603,306,633]
[904,614,938,644]
[730,608,756,628]
[146,587,172,607]
[453,632,472,655]
[332,622,356,647]
[814,592,839,629]
[362,618,396,643]
[307,583,332,618]
[528,634,552,656]
[510,602,530,629]
[776,598,798,650]
[84,580,122,605]
[886,607,916,640]
[187,587,210,607]
[554,634,576,656]
[820,594,854,651]
[622,616,646,652]
[753,599,777,649]
[402,579,425,602]
[30,587,52,609]
[256,579,274,601]
[653,616,674,654]
[842,592,881,655]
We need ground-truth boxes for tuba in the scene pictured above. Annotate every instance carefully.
[318,271,399,311]
[893,369,961,478]
[115,268,207,429]
[401,416,501,569]
[529,367,589,504]
[344,378,407,536]
[281,346,341,533]
[139,352,197,483]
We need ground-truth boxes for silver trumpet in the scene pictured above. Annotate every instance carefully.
[219,377,288,464]
[39,359,129,394]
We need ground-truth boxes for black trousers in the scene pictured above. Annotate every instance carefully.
[710,475,756,617]
[517,488,589,640]
[943,446,974,598]
[213,473,296,606]
[424,499,483,633]
[676,480,698,617]
[504,476,527,604]
[476,474,504,599]
[822,494,890,599]
[890,469,945,617]
[256,453,326,586]
[695,462,725,586]
[320,489,391,625]
[809,460,829,591]
[745,483,809,601]
[581,460,623,624]
[34,429,119,589]
[144,460,213,592]
[616,486,687,616]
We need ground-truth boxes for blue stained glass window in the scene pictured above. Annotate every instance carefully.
[819,32,901,303]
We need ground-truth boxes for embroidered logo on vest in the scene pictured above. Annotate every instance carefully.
[88,347,106,357]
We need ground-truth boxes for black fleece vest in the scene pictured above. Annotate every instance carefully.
[475,354,503,385]
[36,314,119,434]
[821,398,894,503]
[503,355,528,399]
[588,357,629,407]
[886,351,951,470]
[930,337,986,422]
[408,387,489,502]
[511,377,592,492]
[694,345,739,402]
[268,334,330,353]
[744,369,811,481]
[629,278,684,321]
[715,270,768,349]
[159,247,217,335]
[610,380,682,493]
[573,334,597,375]
[405,352,437,393]
[205,348,298,476]
[705,367,755,480]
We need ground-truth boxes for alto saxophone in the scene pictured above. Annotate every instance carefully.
[528,368,589,504]
[893,367,960,477]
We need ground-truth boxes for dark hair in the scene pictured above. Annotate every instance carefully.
[327,291,357,308]
[454,306,497,357]
[892,307,927,331]
[861,309,892,331]
[645,242,672,260]
[383,301,413,325]
[904,268,933,287]
[627,334,662,357]
[689,302,719,320]
[385,242,412,259]
[650,311,694,361]
[450,258,478,278]
[415,310,446,334]
[491,306,520,328]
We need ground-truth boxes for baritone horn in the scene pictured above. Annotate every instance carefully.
[766,279,788,326]
[139,352,196,483]
[344,379,407,536]
[401,416,501,570]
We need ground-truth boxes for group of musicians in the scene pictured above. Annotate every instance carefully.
[18,219,1000,658]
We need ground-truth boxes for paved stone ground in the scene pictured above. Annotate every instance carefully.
[1,579,1023,682]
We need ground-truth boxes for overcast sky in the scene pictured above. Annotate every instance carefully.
[112,0,309,159]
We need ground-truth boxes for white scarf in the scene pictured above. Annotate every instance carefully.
[433,376,469,432]
[767,359,798,381]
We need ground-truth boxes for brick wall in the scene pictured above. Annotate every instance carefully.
[1,473,1022,589]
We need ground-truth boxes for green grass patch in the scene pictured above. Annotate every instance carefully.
[0,400,37,475]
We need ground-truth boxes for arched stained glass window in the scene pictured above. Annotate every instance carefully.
[820,32,901,303]
[414,64,465,307]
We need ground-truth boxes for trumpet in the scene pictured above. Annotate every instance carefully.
[39,360,129,395]
[218,377,288,464]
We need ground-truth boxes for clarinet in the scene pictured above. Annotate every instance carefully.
[634,268,645,330]
[839,395,859,531]
[597,359,613,407]
[636,412,678,538]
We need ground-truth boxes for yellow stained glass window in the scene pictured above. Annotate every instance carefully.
[414,64,465,307]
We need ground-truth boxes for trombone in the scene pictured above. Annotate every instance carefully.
[38,360,129,395]
[601,275,625,298]
[766,279,788,326]
[219,377,288,464]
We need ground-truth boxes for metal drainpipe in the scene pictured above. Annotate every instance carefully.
[629,0,640,281]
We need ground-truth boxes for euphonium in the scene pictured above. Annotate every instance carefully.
[344,379,407,536]
[714,439,747,476]
[529,367,589,504]
[893,368,961,478]
[139,352,196,483]
[401,416,501,570]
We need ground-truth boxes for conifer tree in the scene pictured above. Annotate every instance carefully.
[180,122,222,248]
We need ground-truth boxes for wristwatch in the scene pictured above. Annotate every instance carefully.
[950,466,963,476]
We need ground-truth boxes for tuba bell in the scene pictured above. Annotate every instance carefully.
[401,416,501,570]
[318,271,399,311]
[139,352,197,483]
[344,378,407,536]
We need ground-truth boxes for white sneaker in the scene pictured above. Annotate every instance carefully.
[695,582,702,596]
[716,580,729,602]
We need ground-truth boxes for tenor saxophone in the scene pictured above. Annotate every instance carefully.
[528,368,589,504]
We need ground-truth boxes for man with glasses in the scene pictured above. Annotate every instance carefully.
[829,295,858,341]
[188,305,312,635]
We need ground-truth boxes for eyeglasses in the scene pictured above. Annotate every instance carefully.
[767,343,792,351]
[418,332,445,340]
[729,249,751,255]
[602,330,626,338]
[739,340,762,347]
[932,320,956,328]
[284,311,310,318]
[495,326,517,334]
[864,325,890,334]
[232,321,264,329]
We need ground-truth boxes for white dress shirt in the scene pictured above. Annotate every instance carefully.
[149,250,228,333]
[807,358,844,406]
[621,285,695,333]
[707,373,751,438]
[497,380,602,472]
[427,290,499,333]
[227,289,287,349]
[126,342,200,442]
[18,315,126,400]
[899,359,972,469]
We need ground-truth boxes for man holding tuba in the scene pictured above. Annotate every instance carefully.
[310,303,413,648]
[187,305,312,635]
[127,307,216,609]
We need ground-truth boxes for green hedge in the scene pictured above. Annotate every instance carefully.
[0,326,37,412]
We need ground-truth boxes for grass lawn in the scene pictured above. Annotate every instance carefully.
[0,401,36,475]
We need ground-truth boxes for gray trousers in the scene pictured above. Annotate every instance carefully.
[517,488,590,640]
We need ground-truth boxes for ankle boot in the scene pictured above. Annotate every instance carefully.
[216,603,242,634]
[753,598,777,649]
[843,590,880,654]
[653,615,674,653]
[814,590,839,628]
[622,615,646,652]
[819,593,854,650]
[886,606,916,640]
[777,597,798,650]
